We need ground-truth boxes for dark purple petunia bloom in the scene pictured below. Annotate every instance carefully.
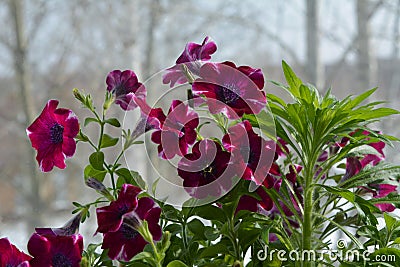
[27,100,79,172]
[96,184,162,261]
[129,96,167,141]
[222,121,275,185]
[286,164,303,184]
[192,61,266,119]
[96,184,141,234]
[106,70,146,111]
[341,130,386,182]
[28,233,83,267]
[35,214,81,237]
[361,184,397,212]
[178,139,235,198]
[151,100,199,159]
[0,238,31,267]
[101,197,162,261]
[236,186,274,214]
[374,184,397,212]
[163,36,217,87]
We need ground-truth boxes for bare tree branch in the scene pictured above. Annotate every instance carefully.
[324,0,384,89]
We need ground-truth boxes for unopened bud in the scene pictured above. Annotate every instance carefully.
[72,88,85,103]
[85,177,114,201]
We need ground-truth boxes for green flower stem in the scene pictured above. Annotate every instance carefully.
[301,149,320,267]
[229,219,241,261]
[138,221,163,267]
[97,112,105,151]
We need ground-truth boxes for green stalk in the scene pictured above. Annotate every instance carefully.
[302,181,313,267]
[301,149,319,267]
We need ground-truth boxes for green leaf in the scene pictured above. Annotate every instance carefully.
[357,108,399,121]
[76,130,89,142]
[187,218,206,240]
[193,205,226,222]
[84,165,107,182]
[204,226,220,241]
[84,117,98,126]
[346,144,381,158]
[116,168,147,190]
[348,88,377,108]
[384,213,398,233]
[104,118,121,127]
[89,151,104,170]
[282,60,302,98]
[318,185,380,226]
[370,248,400,266]
[199,242,231,258]
[166,260,188,267]
[100,134,119,148]
[131,251,154,261]
[162,205,181,221]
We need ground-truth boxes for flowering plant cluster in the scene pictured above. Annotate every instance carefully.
[1,37,400,267]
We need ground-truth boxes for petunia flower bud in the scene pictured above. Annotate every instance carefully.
[85,177,114,201]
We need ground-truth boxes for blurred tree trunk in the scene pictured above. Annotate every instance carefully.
[142,0,161,183]
[388,0,400,101]
[9,0,42,230]
[306,0,323,89]
[356,0,375,91]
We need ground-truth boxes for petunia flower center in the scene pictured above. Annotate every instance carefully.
[201,164,216,184]
[120,223,139,239]
[52,253,72,267]
[50,123,64,144]
[114,84,126,97]
[240,146,258,166]
[218,83,241,104]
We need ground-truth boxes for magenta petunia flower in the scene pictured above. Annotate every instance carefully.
[101,197,162,261]
[27,233,83,267]
[27,100,79,172]
[129,96,167,141]
[106,70,146,111]
[96,184,162,261]
[340,130,386,181]
[177,139,235,198]
[0,238,31,267]
[35,213,81,237]
[374,184,397,212]
[163,36,217,87]
[286,164,303,184]
[236,187,274,214]
[151,100,199,159]
[96,184,142,234]
[192,61,266,119]
[222,121,275,185]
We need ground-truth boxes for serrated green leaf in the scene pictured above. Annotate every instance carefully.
[100,134,119,148]
[89,151,104,170]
